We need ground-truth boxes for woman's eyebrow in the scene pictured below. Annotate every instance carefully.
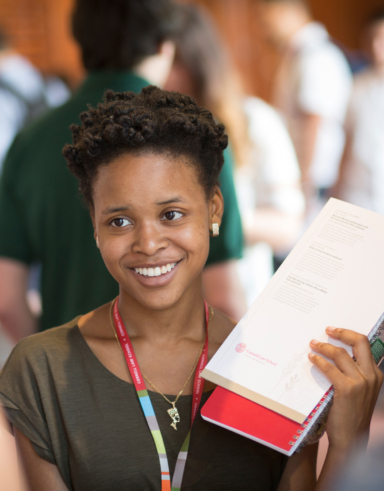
[102,198,186,214]
[102,205,131,215]
[156,197,186,205]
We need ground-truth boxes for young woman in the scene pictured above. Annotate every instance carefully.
[0,87,381,490]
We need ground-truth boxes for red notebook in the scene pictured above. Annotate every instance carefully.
[201,386,329,456]
[201,335,384,456]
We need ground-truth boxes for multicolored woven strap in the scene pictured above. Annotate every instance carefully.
[113,298,210,491]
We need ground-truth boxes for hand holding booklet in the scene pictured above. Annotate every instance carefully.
[201,199,384,455]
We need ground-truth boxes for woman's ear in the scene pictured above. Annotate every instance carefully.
[91,211,100,249]
[209,186,224,229]
[90,210,97,241]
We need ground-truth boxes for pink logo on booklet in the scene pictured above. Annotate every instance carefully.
[236,343,246,353]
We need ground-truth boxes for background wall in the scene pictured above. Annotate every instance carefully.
[0,0,383,97]
[0,0,84,86]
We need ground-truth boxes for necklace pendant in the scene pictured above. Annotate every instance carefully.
[168,403,180,430]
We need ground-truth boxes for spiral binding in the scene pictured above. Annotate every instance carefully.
[288,387,333,450]
[368,312,384,344]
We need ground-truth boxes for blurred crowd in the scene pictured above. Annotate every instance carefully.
[0,0,384,487]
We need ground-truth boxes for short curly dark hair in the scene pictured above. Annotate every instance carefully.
[63,86,228,209]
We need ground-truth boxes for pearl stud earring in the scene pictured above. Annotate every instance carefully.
[210,223,219,237]
[96,237,100,248]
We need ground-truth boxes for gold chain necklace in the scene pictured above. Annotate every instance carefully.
[109,298,213,430]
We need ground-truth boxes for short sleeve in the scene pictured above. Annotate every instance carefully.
[206,146,243,266]
[0,341,55,464]
[0,134,34,264]
[297,45,352,121]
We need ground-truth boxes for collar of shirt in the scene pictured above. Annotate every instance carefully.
[76,69,150,99]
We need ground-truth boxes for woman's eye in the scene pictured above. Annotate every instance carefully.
[110,218,131,228]
[162,211,183,221]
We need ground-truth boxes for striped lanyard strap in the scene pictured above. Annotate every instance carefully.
[112,298,210,491]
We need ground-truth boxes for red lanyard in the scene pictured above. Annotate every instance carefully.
[112,298,209,490]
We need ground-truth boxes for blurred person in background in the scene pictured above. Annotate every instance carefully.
[258,0,352,217]
[0,26,70,366]
[0,28,50,173]
[328,439,384,491]
[166,3,304,306]
[334,9,384,215]
[0,0,244,347]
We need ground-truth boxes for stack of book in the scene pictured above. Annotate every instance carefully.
[201,199,384,456]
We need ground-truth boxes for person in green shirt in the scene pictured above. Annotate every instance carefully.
[0,0,244,342]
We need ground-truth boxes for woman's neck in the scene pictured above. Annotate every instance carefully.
[117,284,206,346]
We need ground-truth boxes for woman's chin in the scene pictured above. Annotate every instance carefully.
[122,288,186,312]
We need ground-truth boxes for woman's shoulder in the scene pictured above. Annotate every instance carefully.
[0,319,85,413]
[1,318,81,373]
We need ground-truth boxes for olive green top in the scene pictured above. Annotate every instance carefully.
[0,320,287,490]
[0,70,243,332]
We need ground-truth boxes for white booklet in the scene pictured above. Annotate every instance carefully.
[203,199,384,423]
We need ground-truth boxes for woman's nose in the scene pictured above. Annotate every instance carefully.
[131,221,168,256]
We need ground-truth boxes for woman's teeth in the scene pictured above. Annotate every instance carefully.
[134,263,177,277]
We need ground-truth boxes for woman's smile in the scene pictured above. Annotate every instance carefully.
[129,259,183,287]
[133,261,178,277]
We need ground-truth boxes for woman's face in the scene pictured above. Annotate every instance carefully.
[91,152,223,311]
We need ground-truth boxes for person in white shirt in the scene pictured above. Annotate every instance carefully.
[0,30,70,175]
[258,0,352,209]
[335,10,384,215]
[0,31,70,367]
[0,30,47,173]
